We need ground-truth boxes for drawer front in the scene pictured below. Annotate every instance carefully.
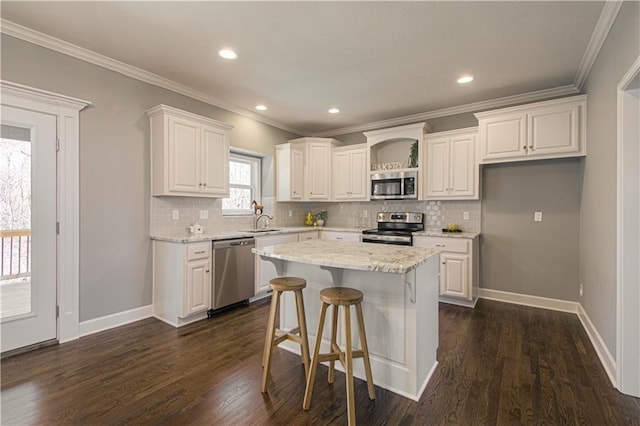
[298,231,319,241]
[419,237,470,254]
[187,243,211,260]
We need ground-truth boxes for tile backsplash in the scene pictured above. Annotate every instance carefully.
[151,196,481,235]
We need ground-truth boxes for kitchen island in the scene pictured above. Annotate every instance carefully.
[253,239,441,401]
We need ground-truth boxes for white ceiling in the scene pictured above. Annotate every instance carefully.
[1,1,607,136]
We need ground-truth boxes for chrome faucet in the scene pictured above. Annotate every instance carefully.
[255,213,273,230]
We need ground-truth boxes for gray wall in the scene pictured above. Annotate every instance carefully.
[481,159,583,300]
[1,34,300,321]
[580,1,640,357]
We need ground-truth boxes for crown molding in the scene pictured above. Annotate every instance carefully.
[574,1,623,90]
[1,79,91,110]
[0,19,306,136]
[312,85,580,137]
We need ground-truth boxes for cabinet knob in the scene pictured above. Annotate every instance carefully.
[529,145,534,150]
[523,146,527,150]
[205,269,210,273]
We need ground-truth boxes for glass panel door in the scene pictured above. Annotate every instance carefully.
[1,106,57,353]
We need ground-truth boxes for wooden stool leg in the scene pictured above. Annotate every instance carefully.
[294,289,311,378]
[262,291,275,368]
[261,290,280,393]
[344,305,356,426]
[303,301,328,410]
[356,303,375,400]
[328,304,339,384]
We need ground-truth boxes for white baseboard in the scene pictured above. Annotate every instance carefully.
[478,288,579,313]
[577,303,617,387]
[477,288,617,388]
[79,305,153,337]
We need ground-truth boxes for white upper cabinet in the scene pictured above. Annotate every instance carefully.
[475,95,586,164]
[425,128,478,200]
[148,104,231,197]
[332,144,368,201]
[276,137,340,202]
[305,140,332,200]
[276,143,304,201]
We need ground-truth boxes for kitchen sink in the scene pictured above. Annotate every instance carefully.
[243,228,281,233]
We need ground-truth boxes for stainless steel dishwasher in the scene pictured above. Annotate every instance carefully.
[212,237,255,311]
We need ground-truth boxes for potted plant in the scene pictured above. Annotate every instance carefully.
[408,141,419,168]
[314,210,328,226]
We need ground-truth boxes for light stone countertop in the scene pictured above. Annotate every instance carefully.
[150,226,364,243]
[253,239,440,274]
[151,226,480,243]
[413,230,480,239]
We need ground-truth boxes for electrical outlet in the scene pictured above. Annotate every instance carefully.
[363,211,368,218]
[288,210,292,217]
[199,210,209,220]
[579,283,584,297]
[172,210,179,220]
[534,211,543,222]
[463,211,469,220]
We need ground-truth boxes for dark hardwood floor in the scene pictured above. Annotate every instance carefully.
[2,299,639,425]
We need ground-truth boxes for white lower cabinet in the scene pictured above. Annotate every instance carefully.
[413,235,478,307]
[153,241,212,327]
[254,233,309,295]
[319,230,361,242]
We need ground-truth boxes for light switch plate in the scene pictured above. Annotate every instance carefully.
[463,211,469,220]
[534,211,543,222]
[200,210,209,219]
[172,210,179,220]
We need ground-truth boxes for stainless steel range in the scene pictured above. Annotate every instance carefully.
[361,212,424,246]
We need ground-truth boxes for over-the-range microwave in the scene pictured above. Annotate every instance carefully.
[370,171,417,200]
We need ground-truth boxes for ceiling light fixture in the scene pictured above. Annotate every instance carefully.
[328,108,340,114]
[255,105,267,111]
[218,49,238,60]
[457,75,474,84]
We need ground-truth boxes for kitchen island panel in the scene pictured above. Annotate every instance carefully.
[265,251,439,401]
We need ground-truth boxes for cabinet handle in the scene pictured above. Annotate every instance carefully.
[336,237,343,240]
[194,250,206,254]
[198,183,202,186]
[205,269,210,273]
[523,146,527,150]
[203,182,207,187]
[442,262,446,265]
[529,145,534,150]
[436,244,445,247]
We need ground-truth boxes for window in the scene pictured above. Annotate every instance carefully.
[222,152,261,215]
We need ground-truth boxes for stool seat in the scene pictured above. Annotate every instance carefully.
[270,276,306,292]
[320,287,363,306]
[262,276,311,394]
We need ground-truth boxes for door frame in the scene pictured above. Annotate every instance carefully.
[1,80,89,344]
[616,56,640,397]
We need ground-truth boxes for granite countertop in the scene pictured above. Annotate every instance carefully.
[413,230,480,239]
[151,226,365,243]
[253,239,440,274]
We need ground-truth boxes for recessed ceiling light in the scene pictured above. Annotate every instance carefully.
[328,108,340,114]
[457,75,474,84]
[255,105,267,111]
[218,49,238,60]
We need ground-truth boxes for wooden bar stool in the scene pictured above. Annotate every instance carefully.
[261,276,311,393]
[303,287,375,425]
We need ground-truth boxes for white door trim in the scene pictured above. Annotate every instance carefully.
[616,56,640,397]
[1,80,90,344]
